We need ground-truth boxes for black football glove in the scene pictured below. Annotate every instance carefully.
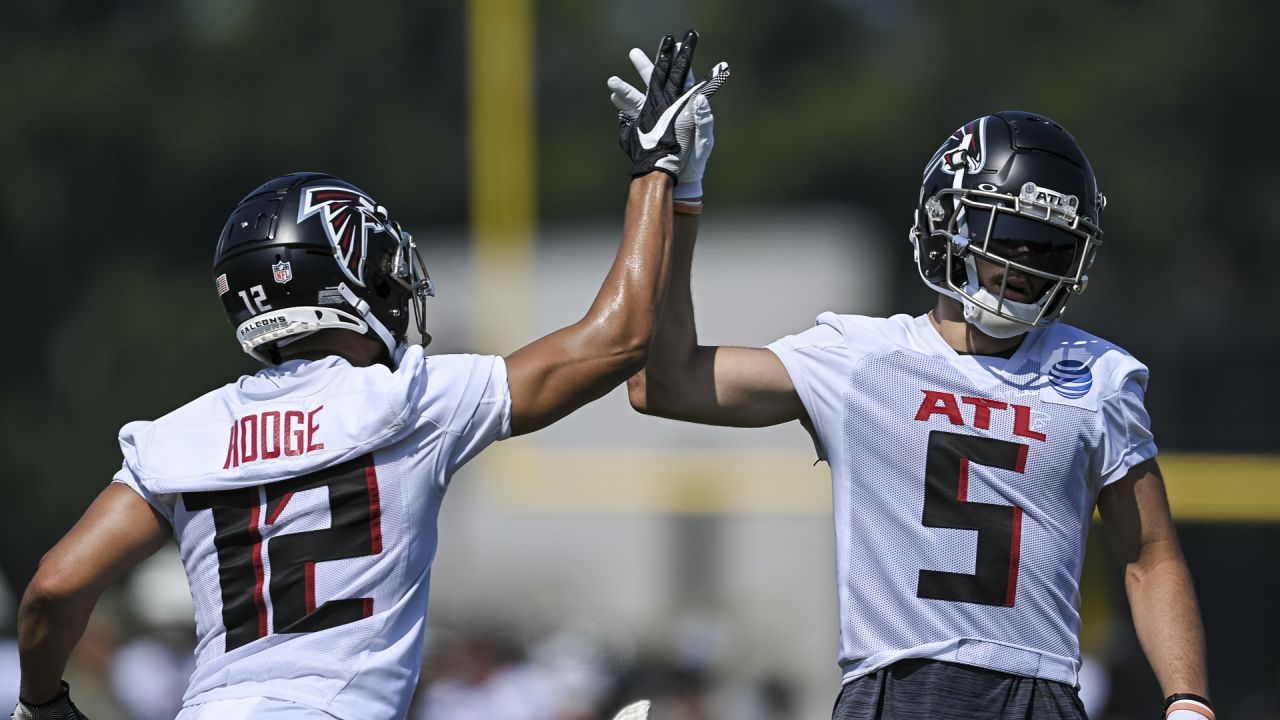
[610,41,730,198]
[11,682,89,720]
[618,30,725,181]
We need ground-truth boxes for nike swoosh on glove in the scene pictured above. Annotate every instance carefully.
[617,30,728,182]
[610,43,729,198]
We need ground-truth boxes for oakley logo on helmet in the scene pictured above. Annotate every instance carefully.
[297,186,390,288]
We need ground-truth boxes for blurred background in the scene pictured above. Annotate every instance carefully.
[2,0,1278,718]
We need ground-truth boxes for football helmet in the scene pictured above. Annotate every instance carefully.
[212,172,434,364]
[909,112,1105,338]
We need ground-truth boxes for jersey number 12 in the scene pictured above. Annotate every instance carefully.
[183,454,383,651]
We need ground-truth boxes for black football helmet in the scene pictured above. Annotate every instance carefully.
[908,112,1105,337]
[212,172,434,364]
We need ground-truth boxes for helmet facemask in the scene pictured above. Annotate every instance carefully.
[324,213,437,366]
[917,181,1102,337]
[909,112,1106,339]
[383,220,436,350]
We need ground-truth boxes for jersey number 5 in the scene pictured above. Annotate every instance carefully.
[917,431,1026,607]
[183,454,383,651]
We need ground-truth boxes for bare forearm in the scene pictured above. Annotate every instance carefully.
[16,484,171,704]
[648,212,700,368]
[578,173,674,361]
[1126,542,1210,698]
[505,172,673,435]
[631,211,703,407]
[628,207,803,425]
[17,589,98,703]
[1102,463,1211,702]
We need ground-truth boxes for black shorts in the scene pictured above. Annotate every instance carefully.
[832,659,1087,720]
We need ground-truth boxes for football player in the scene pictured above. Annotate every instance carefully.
[11,32,726,720]
[618,80,1214,720]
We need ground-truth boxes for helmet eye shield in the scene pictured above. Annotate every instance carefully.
[944,188,1099,285]
[963,207,1083,277]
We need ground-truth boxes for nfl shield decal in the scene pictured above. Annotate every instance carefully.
[272,260,293,284]
[1049,359,1093,399]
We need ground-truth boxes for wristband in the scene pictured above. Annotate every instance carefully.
[673,179,704,201]
[12,681,89,720]
[1164,692,1214,720]
[673,200,703,215]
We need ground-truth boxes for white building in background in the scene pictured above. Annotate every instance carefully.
[424,208,888,720]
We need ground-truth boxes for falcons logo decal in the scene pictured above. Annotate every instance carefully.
[297,186,389,287]
[924,116,989,178]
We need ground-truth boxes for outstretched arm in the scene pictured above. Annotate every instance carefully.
[17,483,170,705]
[1098,459,1213,718]
[505,172,674,435]
[627,211,805,427]
[505,31,727,436]
[611,38,802,428]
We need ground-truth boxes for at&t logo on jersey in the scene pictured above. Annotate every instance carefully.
[1048,360,1093,399]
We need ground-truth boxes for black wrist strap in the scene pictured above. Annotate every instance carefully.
[17,681,70,708]
[1164,692,1213,711]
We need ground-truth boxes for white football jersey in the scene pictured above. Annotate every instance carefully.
[768,312,1156,687]
[112,345,511,719]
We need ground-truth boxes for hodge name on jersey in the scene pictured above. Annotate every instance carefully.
[112,345,510,719]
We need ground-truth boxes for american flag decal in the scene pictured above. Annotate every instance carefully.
[296,186,387,288]
[216,273,230,296]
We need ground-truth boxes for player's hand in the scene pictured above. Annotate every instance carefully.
[1164,693,1215,720]
[11,682,90,720]
[610,37,728,199]
[615,30,730,185]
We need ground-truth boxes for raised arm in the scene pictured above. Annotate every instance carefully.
[505,31,728,436]
[16,483,170,710]
[627,213,804,427]
[1098,459,1214,719]
[605,38,802,428]
[505,172,674,435]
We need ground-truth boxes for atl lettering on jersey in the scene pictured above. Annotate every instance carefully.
[914,390,1047,442]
